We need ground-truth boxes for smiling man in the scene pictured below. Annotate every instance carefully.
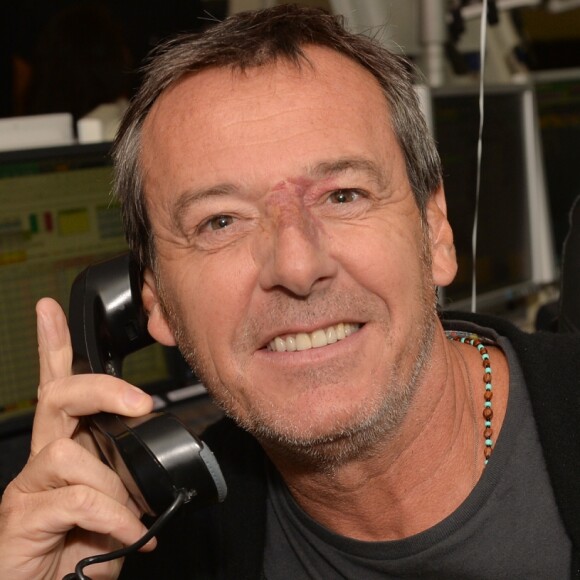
[0,5,579,580]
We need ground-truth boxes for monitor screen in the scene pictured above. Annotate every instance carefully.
[431,84,556,311]
[0,143,197,429]
[533,69,580,262]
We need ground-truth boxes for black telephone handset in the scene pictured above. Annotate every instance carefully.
[68,252,227,518]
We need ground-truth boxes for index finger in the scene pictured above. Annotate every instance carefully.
[32,297,153,455]
[36,297,73,387]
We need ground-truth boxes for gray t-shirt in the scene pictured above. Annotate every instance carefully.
[263,324,571,579]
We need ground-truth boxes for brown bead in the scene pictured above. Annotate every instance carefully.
[483,407,493,419]
[484,428,493,438]
[484,447,493,459]
[484,390,493,401]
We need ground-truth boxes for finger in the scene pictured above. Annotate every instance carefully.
[36,297,73,386]
[15,438,132,509]
[38,374,153,418]
[8,485,156,554]
[31,374,153,455]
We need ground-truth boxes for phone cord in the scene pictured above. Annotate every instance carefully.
[62,489,188,580]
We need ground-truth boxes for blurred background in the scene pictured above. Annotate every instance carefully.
[1,0,580,122]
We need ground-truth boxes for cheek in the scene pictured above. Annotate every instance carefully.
[335,218,426,296]
[173,254,257,358]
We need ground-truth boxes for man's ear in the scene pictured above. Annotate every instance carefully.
[426,185,457,287]
[142,268,177,346]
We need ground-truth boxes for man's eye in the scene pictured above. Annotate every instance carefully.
[207,215,234,230]
[329,189,359,204]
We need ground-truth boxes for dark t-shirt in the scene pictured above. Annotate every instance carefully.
[263,323,571,579]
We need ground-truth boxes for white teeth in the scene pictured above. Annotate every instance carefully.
[311,329,327,348]
[286,335,297,351]
[326,326,337,344]
[296,333,312,351]
[268,323,361,352]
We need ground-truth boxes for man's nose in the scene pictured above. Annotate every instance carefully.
[256,207,338,297]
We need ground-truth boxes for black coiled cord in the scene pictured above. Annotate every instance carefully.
[62,489,187,580]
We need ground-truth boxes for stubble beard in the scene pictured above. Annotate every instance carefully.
[250,280,438,472]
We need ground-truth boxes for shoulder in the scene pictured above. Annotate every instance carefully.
[442,310,580,365]
[444,310,580,551]
[441,310,580,429]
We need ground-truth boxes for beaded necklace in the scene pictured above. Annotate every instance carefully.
[446,332,494,466]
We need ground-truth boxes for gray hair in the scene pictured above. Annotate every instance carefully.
[113,4,442,268]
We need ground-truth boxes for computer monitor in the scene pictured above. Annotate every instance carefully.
[0,143,200,432]
[533,68,580,261]
[431,83,557,312]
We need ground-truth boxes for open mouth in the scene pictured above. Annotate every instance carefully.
[266,322,362,352]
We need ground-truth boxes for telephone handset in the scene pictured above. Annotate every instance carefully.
[68,252,227,518]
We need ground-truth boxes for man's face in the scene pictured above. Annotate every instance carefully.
[141,47,454,464]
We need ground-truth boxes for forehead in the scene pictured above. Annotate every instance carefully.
[140,45,405,198]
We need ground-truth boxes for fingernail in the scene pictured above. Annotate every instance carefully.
[124,386,149,409]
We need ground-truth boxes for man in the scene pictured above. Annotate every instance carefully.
[0,5,578,579]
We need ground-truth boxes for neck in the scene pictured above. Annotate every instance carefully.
[265,324,509,541]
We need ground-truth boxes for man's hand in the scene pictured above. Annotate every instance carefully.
[0,298,155,580]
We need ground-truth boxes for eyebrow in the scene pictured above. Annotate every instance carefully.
[169,156,388,229]
[170,183,239,231]
[307,157,389,190]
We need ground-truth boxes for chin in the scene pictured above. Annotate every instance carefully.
[223,385,413,472]
[251,411,398,473]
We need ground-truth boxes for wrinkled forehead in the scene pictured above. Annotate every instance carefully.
[138,46,406,212]
[141,46,393,153]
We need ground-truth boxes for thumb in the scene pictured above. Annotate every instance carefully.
[36,297,73,387]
